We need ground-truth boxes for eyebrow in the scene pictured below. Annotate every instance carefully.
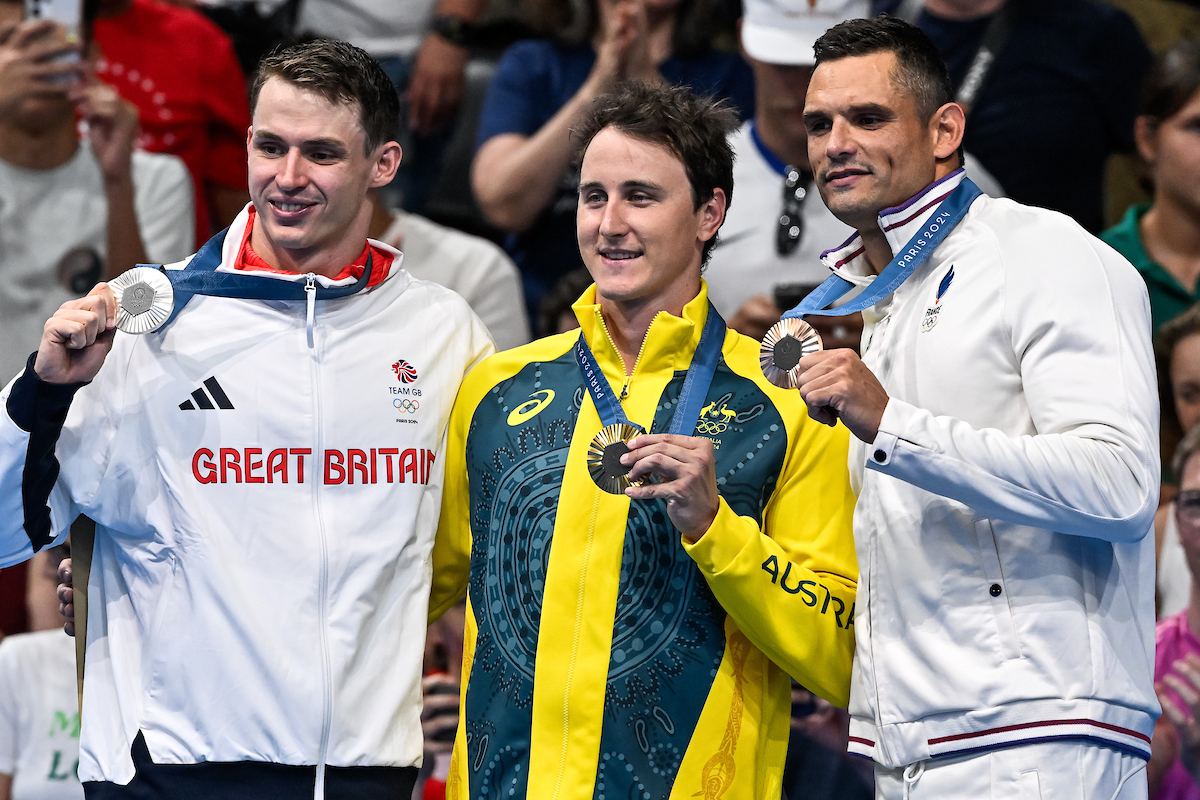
[804,102,895,122]
[252,130,349,152]
[578,180,665,194]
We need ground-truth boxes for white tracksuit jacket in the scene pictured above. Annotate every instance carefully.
[0,207,494,785]
[824,170,1160,768]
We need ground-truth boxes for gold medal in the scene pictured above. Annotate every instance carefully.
[587,422,647,494]
[110,266,174,335]
[760,317,822,389]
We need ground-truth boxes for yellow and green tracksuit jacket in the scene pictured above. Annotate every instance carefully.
[430,284,858,800]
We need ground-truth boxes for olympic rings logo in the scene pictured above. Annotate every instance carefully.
[394,398,420,412]
[695,420,727,435]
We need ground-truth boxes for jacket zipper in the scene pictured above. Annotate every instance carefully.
[600,311,658,400]
[304,274,318,351]
[308,295,333,799]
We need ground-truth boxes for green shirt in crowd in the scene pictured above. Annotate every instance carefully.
[1101,202,1200,341]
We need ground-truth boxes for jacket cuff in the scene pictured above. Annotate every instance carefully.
[5,353,85,433]
[867,399,922,470]
[681,499,755,575]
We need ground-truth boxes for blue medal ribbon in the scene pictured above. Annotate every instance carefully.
[575,301,727,436]
[148,226,377,327]
[781,177,982,319]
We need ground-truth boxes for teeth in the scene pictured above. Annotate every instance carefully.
[604,253,638,260]
[276,203,306,212]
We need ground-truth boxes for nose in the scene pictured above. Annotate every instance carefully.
[598,198,627,239]
[276,148,308,191]
[825,117,856,161]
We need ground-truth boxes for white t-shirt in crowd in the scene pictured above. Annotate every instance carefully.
[0,142,194,385]
[297,0,435,59]
[1159,506,1191,619]
[378,209,531,351]
[0,631,82,800]
[704,120,1004,322]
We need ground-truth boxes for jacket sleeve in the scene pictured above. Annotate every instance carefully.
[867,222,1159,544]
[428,327,495,622]
[683,417,859,707]
[0,355,87,567]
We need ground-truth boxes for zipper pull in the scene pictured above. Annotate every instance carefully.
[304,273,317,350]
[619,377,631,400]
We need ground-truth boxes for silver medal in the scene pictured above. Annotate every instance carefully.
[110,267,174,335]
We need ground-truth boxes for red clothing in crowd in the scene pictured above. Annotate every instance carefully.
[93,0,250,239]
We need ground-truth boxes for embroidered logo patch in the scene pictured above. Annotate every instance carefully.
[921,265,955,333]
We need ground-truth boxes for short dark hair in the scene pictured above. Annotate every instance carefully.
[814,15,954,124]
[573,82,737,268]
[1141,39,1200,126]
[250,39,400,157]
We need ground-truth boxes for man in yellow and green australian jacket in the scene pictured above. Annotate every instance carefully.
[430,82,858,800]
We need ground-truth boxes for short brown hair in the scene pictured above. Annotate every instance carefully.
[573,82,737,267]
[250,39,400,157]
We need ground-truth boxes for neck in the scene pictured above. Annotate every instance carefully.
[1188,580,1200,638]
[0,121,78,171]
[367,198,394,240]
[248,202,374,278]
[859,165,957,273]
[597,282,698,375]
[923,0,1007,20]
[1141,198,1200,293]
[753,114,809,169]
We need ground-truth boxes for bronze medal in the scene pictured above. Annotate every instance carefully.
[760,317,822,389]
[587,422,647,494]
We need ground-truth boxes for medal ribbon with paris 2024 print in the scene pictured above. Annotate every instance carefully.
[577,302,726,494]
[760,176,983,388]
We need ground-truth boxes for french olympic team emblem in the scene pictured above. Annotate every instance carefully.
[921,266,955,333]
[392,360,418,383]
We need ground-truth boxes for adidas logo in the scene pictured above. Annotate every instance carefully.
[180,377,235,411]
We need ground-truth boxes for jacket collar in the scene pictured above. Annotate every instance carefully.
[210,203,403,288]
[571,281,714,381]
[819,168,967,286]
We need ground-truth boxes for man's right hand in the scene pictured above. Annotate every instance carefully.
[0,19,80,118]
[35,283,118,385]
[57,557,74,637]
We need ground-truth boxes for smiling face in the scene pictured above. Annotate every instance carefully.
[576,126,725,315]
[804,50,956,231]
[247,77,399,272]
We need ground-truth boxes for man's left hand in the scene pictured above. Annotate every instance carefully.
[796,349,889,443]
[71,79,138,184]
[623,434,719,542]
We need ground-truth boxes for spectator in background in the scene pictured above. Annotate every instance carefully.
[366,190,531,350]
[92,0,249,238]
[874,0,1151,233]
[1148,424,1200,800]
[1103,40,1200,340]
[707,0,1002,344]
[0,546,79,800]
[535,268,594,337]
[472,0,753,316]
[0,5,194,386]
[1156,306,1200,620]
[297,0,489,215]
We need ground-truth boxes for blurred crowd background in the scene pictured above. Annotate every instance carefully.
[6,0,1200,798]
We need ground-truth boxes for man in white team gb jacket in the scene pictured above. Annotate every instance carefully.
[793,17,1159,799]
[0,40,492,799]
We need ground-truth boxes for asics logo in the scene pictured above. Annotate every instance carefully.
[507,390,555,426]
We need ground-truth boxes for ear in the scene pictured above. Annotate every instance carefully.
[697,187,728,244]
[931,102,966,162]
[1135,115,1158,166]
[369,141,403,189]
